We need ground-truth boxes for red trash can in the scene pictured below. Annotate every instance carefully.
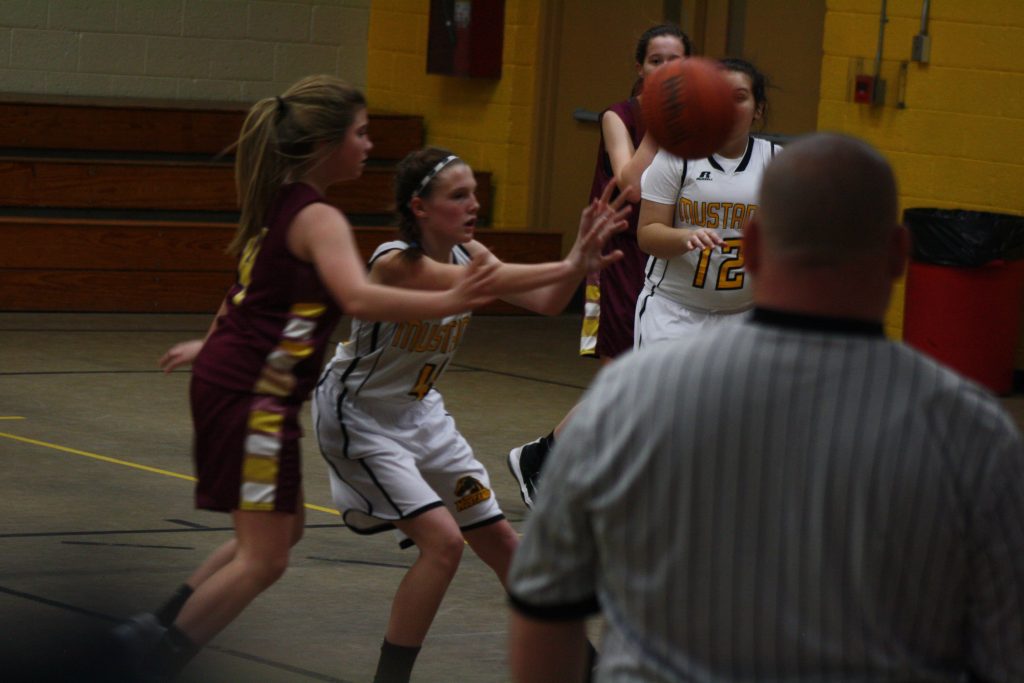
[904,259,1024,394]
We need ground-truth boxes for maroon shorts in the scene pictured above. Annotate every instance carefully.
[190,375,303,513]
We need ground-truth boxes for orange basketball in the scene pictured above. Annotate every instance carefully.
[641,57,739,159]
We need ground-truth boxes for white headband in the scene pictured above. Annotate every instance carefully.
[411,155,460,199]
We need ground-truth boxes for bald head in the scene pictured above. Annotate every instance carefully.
[757,133,899,264]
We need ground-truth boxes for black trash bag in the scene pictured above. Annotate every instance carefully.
[904,208,1024,267]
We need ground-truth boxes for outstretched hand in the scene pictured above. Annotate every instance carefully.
[159,339,203,373]
[568,180,632,273]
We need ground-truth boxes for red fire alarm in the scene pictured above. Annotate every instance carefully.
[854,74,875,104]
[427,0,504,78]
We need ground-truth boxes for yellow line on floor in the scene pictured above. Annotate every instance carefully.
[0,416,26,420]
[0,430,339,516]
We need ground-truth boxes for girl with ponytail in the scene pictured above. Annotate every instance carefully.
[111,76,499,680]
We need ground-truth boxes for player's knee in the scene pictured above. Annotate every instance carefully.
[422,531,464,575]
[497,524,519,552]
[244,551,290,589]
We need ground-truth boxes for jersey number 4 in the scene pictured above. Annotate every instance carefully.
[409,360,450,401]
[692,238,744,290]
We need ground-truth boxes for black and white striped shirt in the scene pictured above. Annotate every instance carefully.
[509,308,1024,682]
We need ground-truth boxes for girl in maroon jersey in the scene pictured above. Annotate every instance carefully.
[111,74,501,680]
[510,24,692,508]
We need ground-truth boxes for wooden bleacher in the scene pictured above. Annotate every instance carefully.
[0,96,561,314]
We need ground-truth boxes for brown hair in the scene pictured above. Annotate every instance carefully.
[227,74,366,256]
[393,147,466,257]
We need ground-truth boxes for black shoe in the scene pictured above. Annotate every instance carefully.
[108,613,167,681]
[507,437,547,508]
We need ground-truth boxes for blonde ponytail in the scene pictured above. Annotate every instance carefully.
[226,75,367,257]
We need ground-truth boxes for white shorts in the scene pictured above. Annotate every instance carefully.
[312,382,503,545]
[634,291,750,348]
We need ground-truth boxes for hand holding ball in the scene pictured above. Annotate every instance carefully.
[641,58,739,159]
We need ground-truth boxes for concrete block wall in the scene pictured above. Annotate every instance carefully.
[0,0,370,102]
[818,0,1024,339]
[366,0,539,229]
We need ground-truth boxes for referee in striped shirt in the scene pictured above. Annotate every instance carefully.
[507,133,1024,683]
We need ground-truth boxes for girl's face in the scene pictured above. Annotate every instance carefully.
[415,163,479,245]
[637,35,686,80]
[724,70,762,140]
[323,108,372,182]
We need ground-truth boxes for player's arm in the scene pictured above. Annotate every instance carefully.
[369,241,578,304]
[603,111,658,204]
[289,202,496,321]
[637,198,722,259]
[472,181,629,315]
[375,184,628,316]
[158,297,228,373]
[508,613,588,683]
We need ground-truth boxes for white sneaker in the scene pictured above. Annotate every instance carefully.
[507,437,546,508]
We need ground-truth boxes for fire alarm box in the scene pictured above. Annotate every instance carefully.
[427,0,504,78]
[854,74,875,103]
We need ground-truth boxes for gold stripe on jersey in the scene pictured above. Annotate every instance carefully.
[251,301,325,397]
[580,283,600,356]
[232,228,268,306]
[291,302,326,318]
[254,365,297,397]
[240,397,285,510]
[249,410,284,434]
[277,338,315,359]
[239,490,275,511]
[242,454,279,484]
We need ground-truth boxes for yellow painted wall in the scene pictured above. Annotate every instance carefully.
[818,0,1024,338]
[366,0,539,229]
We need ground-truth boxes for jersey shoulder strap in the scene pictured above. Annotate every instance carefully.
[453,243,471,265]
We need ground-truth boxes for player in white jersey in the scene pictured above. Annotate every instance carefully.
[313,147,628,683]
[507,59,778,513]
[635,58,778,348]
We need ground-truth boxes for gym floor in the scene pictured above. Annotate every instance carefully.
[2,312,1022,682]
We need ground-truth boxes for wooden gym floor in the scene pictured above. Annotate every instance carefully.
[2,312,1022,682]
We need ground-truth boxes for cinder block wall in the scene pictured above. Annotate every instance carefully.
[0,0,369,101]
[818,0,1024,340]
[366,0,539,229]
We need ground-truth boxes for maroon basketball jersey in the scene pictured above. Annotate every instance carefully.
[193,183,343,402]
[589,98,648,358]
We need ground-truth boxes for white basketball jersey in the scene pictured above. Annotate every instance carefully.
[321,240,473,404]
[640,136,778,312]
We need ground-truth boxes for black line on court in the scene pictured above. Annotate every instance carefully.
[165,518,210,529]
[0,585,352,682]
[61,540,194,550]
[0,584,116,622]
[0,523,346,539]
[201,646,353,683]
[307,556,411,570]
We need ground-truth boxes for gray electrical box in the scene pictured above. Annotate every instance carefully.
[912,34,931,63]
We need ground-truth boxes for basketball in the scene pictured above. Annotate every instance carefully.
[641,57,739,159]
